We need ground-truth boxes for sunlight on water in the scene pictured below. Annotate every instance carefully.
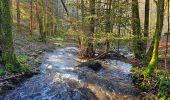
[53,73,79,82]
[104,59,132,74]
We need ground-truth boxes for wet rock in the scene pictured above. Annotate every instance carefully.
[77,60,102,71]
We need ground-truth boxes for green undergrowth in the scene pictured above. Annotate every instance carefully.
[131,66,170,99]
[17,55,33,73]
[5,55,33,73]
[0,68,6,76]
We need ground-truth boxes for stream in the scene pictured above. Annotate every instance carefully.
[4,47,138,100]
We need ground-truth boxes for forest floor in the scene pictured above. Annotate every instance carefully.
[130,35,170,99]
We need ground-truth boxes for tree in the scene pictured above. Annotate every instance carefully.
[0,0,21,69]
[16,0,21,32]
[143,0,165,76]
[105,0,112,54]
[132,0,144,58]
[35,0,46,42]
[87,0,95,57]
[144,0,150,37]
[30,0,33,36]
[143,0,150,55]
[0,0,2,62]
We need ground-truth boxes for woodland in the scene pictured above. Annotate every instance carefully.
[0,0,170,100]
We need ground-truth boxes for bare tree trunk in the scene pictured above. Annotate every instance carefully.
[30,0,33,36]
[16,0,21,33]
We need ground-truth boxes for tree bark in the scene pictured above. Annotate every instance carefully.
[132,0,143,58]
[16,0,21,33]
[30,0,33,36]
[144,0,150,37]
[105,0,112,54]
[0,0,21,69]
[144,0,165,76]
[87,0,95,57]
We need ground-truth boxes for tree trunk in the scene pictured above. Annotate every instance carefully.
[144,0,165,76]
[144,0,150,37]
[132,0,143,58]
[0,2,2,62]
[0,0,21,69]
[87,0,95,57]
[30,0,33,36]
[105,0,112,54]
[16,0,21,33]
[143,0,150,54]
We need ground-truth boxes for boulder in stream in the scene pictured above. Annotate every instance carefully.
[77,60,102,71]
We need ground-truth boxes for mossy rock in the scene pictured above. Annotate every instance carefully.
[78,60,102,71]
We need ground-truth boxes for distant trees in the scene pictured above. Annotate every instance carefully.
[0,0,21,69]
[69,0,131,59]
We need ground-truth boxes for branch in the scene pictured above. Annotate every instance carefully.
[60,0,69,16]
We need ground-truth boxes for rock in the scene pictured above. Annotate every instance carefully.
[77,60,102,71]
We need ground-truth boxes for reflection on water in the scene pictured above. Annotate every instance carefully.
[4,47,137,100]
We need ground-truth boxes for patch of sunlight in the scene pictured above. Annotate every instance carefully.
[55,37,65,41]
[88,83,132,100]
[52,73,79,82]
[53,43,64,47]
[88,83,114,100]
[159,54,170,58]
[104,60,132,74]
[46,65,53,70]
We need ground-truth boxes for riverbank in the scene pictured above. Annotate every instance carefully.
[0,32,59,99]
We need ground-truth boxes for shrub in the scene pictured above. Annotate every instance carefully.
[158,75,170,99]
[5,63,16,72]
[0,68,6,76]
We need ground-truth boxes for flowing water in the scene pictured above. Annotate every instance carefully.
[4,47,138,100]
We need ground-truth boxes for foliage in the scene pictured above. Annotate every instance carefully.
[0,68,6,76]
[17,55,32,73]
[5,63,17,72]
[5,55,32,73]
[17,55,29,64]
[132,66,170,99]
[158,75,170,99]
